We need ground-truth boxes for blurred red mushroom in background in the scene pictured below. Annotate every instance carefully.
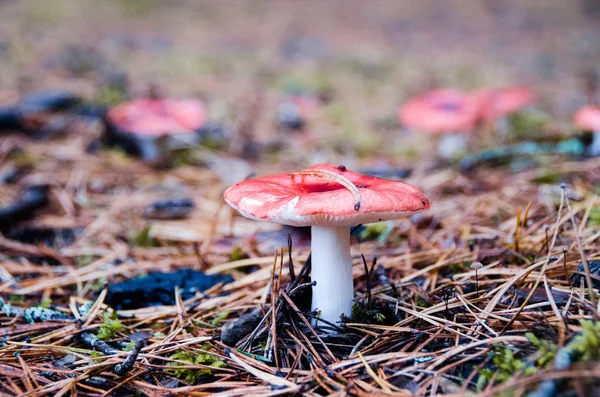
[473,87,535,121]
[472,87,537,139]
[104,97,208,161]
[574,105,600,157]
[398,89,479,159]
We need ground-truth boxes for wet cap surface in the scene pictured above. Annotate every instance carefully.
[399,89,479,134]
[224,163,430,227]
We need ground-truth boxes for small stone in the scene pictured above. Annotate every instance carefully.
[570,260,600,289]
[220,308,263,346]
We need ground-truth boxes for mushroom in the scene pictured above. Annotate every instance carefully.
[104,98,207,161]
[224,163,430,326]
[574,105,600,157]
[471,87,535,136]
[398,89,479,159]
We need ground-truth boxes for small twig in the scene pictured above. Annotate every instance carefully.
[279,290,338,363]
[562,184,596,309]
[291,168,361,211]
[80,332,120,355]
[224,348,297,390]
[545,226,550,255]
[112,340,144,376]
[375,263,398,296]
[361,254,372,310]
[287,234,296,283]
[563,249,571,288]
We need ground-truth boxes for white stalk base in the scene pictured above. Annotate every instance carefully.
[438,133,467,159]
[311,225,353,327]
[590,131,600,157]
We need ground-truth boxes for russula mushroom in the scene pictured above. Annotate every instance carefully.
[574,105,600,157]
[472,87,536,137]
[398,89,479,159]
[473,87,535,121]
[224,163,429,326]
[104,98,207,161]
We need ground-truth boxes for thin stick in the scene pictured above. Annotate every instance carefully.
[562,184,596,309]
[291,168,361,211]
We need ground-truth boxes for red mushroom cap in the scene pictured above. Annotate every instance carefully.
[224,163,430,227]
[472,87,535,121]
[574,106,600,131]
[398,89,479,134]
[107,98,207,136]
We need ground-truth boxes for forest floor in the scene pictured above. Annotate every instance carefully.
[0,1,599,396]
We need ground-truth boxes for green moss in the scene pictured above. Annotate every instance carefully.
[201,136,225,151]
[373,312,386,323]
[122,341,137,351]
[228,246,249,261]
[167,345,227,383]
[8,150,39,168]
[351,302,363,320]
[128,226,158,248]
[531,172,563,185]
[526,333,557,369]
[477,345,536,392]
[507,109,547,140]
[476,335,559,392]
[76,255,96,267]
[210,311,230,326]
[40,298,52,309]
[95,85,128,107]
[415,296,431,308]
[97,312,125,340]
[170,148,195,168]
[351,301,388,324]
[589,205,600,226]
[358,222,389,241]
[447,263,467,274]
[109,146,130,160]
[568,321,600,362]
[90,280,107,292]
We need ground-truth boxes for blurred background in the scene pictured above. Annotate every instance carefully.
[1,0,599,166]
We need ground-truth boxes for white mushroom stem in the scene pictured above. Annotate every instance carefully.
[590,130,600,157]
[437,133,468,159]
[311,225,353,326]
